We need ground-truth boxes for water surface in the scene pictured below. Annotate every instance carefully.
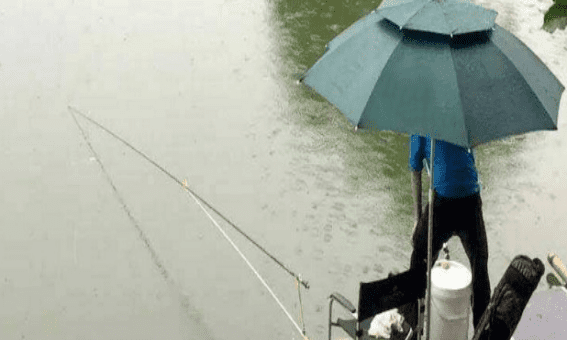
[1,0,566,339]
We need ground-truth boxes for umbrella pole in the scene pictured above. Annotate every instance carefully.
[425,138,435,340]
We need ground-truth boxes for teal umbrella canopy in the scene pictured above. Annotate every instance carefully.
[300,13,564,148]
[379,0,498,35]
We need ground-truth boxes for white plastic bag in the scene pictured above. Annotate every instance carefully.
[368,308,405,339]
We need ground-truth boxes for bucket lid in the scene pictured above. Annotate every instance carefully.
[431,261,472,291]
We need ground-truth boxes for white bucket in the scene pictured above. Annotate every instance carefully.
[429,260,472,340]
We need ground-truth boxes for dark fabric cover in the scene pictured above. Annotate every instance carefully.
[336,317,375,340]
[358,269,426,322]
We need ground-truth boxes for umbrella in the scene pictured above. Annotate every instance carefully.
[301,2,563,149]
[299,0,565,338]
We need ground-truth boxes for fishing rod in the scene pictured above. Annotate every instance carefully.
[69,105,311,338]
[68,105,309,290]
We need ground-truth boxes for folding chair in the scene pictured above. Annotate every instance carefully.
[328,268,426,340]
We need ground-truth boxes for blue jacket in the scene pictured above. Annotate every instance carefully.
[409,135,480,198]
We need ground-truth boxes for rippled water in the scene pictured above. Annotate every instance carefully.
[1,0,565,339]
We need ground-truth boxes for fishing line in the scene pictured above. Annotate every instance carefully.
[181,165,307,338]
[69,106,310,338]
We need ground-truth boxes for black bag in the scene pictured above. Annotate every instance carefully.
[472,255,545,340]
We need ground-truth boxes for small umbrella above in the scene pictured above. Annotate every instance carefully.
[378,0,498,35]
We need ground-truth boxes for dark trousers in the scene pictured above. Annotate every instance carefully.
[400,192,491,329]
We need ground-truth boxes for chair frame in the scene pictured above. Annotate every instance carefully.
[328,269,426,340]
